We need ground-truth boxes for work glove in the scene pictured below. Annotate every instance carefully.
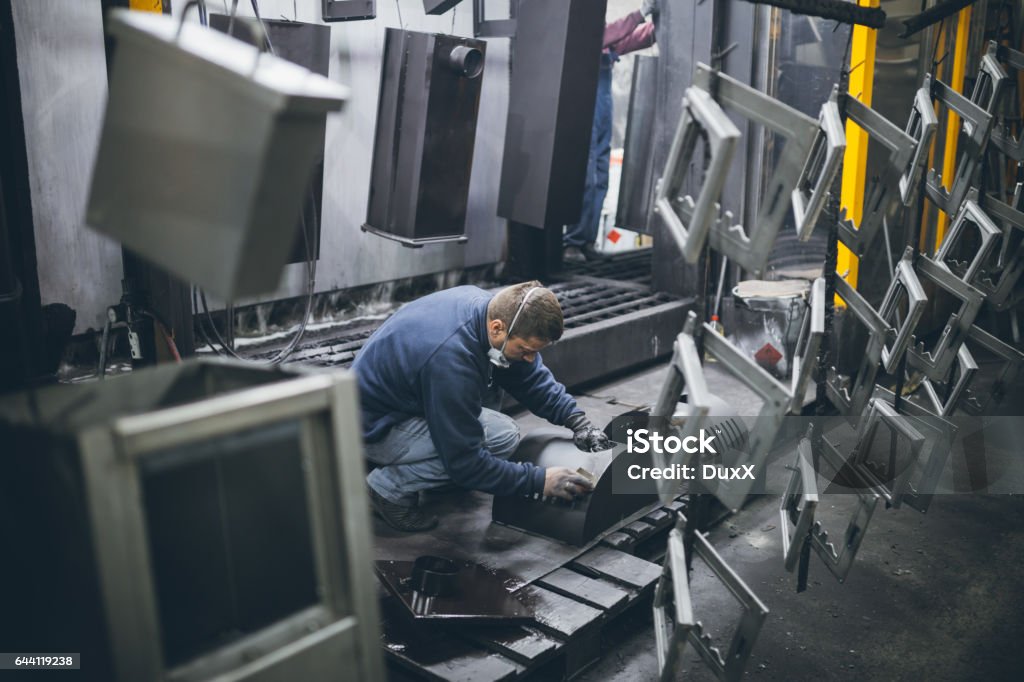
[544,467,595,501]
[641,0,659,17]
[565,412,611,452]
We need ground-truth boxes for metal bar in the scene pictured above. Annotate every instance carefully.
[899,0,978,38]
[934,3,972,247]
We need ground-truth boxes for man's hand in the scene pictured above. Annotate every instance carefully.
[641,0,659,17]
[544,467,596,501]
[565,412,611,452]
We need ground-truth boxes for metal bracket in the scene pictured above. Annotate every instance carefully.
[879,248,928,373]
[810,434,881,583]
[849,399,927,508]
[826,276,890,419]
[836,97,916,258]
[654,86,742,264]
[672,516,769,682]
[935,195,1003,286]
[793,92,846,241]
[780,437,819,573]
[870,385,958,513]
[899,78,939,206]
[691,64,819,277]
[924,78,995,215]
[790,277,825,413]
[907,255,984,382]
[472,0,515,38]
[961,325,1024,415]
[650,313,712,504]
[700,323,791,511]
[653,528,694,682]
[976,189,1024,310]
[964,42,1009,139]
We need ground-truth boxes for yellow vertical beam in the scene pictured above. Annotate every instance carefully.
[934,5,973,251]
[129,0,164,12]
[837,0,880,293]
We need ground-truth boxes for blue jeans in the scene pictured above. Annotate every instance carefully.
[564,53,614,248]
[364,408,521,505]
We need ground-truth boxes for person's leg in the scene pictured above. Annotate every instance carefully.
[584,60,614,256]
[564,125,601,249]
[366,409,522,503]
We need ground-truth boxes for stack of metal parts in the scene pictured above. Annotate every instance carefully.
[649,44,1024,679]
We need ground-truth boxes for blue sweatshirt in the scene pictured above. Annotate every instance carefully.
[352,286,578,497]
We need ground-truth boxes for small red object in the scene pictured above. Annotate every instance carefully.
[754,343,783,369]
[606,228,622,244]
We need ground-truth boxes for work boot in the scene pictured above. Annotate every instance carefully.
[368,486,439,532]
[581,244,608,261]
[563,245,587,263]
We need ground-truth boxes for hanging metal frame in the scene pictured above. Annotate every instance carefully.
[849,398,927,508]
[653,528,694,682]
[934,195,1003,287]
[906,255,984,382]
[691,64,819,277]
[920,344,978,417]
[789,277,825,413]
[779,437,819,572]
[836,97,916,258]
[826,275,890,419]
[793,91,846,241]
[961,324,1024,415]
[977,188,1024,310]
[899,78,939,206]
[878,248,928,373]
[990,45,1024,160]
[654,86,742,264]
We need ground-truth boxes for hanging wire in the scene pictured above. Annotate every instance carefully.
[395,0,404,29]
[452,5,456,34]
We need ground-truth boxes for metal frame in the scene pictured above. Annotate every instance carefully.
[907,255,984,382]
[924,78,995,215]
[964,42,1009,138]
[654,86,741,264]
[977,189,1024,310]
[826,276,890,419]
[676,517,769,682]
[878,248,928,373]
[934,196,1002,286]
[793,92,846,241]
[790,277,825,413]
[870,386,957,513]
[79,369,384,682]
[653,528,694,682]
[961,324,1024,415]
[849,399,927,508]
[473,0,515,38]
[836,97,916,258]
[810,435,881,583]
[990,43,1024,159]
[779,437,819,572]
[690,64,819,277]
[701,322,791,511]
[921,345,979,417]
[650,313,713,504]
[899,78,939,206]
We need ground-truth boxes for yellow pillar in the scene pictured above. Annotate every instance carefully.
[129,0,164,12]
[934,5,973,251]
[837,0,880,295]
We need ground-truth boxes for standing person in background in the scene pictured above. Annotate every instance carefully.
[564,0,659,264]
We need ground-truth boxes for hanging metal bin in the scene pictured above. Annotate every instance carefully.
[86,9,348,299]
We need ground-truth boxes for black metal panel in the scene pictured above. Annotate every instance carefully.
[210,15,329,266]
[492,436,658,546]
[498,0,607,229]
[423,0,465,15]
[364,29,486,246]
[321,0,375,22]
[616,55,659,235]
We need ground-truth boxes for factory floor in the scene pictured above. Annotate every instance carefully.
[509,361,1024,682]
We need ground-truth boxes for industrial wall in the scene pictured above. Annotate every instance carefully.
[11,0,512,334]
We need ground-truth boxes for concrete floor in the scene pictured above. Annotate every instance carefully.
[509,362,1024,682]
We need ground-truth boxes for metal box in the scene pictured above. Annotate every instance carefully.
[497,0,608,228]
[0,360,383,682]
[363,29,486,246]
[322,0,376,22]
[86,10,347,299]
[210,14,330,265]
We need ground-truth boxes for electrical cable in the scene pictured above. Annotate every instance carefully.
[250,0,275,54]
[98,317,111,380]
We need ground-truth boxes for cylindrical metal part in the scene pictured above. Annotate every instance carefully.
[448,45,483,78]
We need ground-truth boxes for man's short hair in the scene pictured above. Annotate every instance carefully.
[488,281,564,343]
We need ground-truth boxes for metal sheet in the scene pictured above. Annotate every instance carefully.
[364,29,486,246]
[616,55,659,234]
[491,435,659,546]
[497,0,608,228]
[321,0,375,22]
